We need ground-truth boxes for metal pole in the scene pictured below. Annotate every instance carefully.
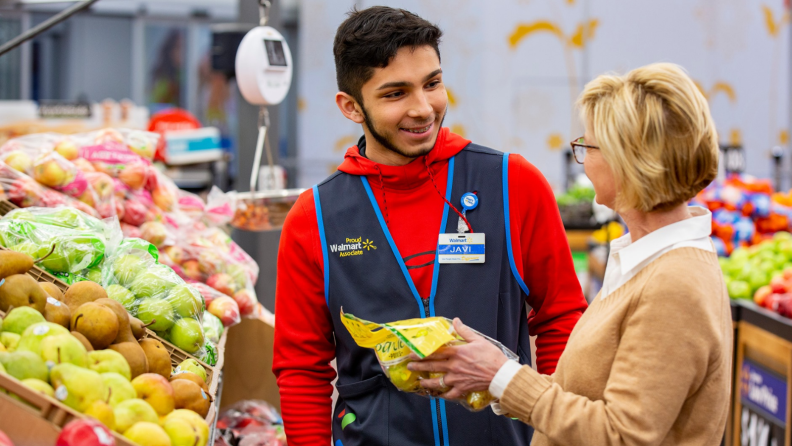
[0,0,101,57]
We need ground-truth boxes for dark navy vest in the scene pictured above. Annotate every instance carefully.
[313,144,534,446]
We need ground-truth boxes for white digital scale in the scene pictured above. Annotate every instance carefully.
[235,24,293,107]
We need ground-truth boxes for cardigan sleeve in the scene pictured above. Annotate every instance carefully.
[498,264,726,445]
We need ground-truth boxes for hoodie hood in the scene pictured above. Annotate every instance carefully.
[337,127,471,190]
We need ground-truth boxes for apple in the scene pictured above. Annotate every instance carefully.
[56,419,115,446]
[123,422,170,446]
[152,185,176,212]
[112,254,146,287]
[113,399,159,434]
[136,298,175,332]
[167,285,203,318]
[182,260,202,281]
[0,429,14,446]
[206,273,236,296]
[197,251,222,275]
[131,373,175,416]
[118,164,147,190]
[770,276,788,294]
[4,151,33,173]
[140,221,167,248]
[72,158,96,173]
[120,223,141,239]
[162,246,185,265]
[34,159,72,187]
[208,296,240,327]
[54,140,79,161]
[173,359,207,383]
[88,173,114,199]
[233,289,256,317]
[167,318,205,354]
[121,199,147,227]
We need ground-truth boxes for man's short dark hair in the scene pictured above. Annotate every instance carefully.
[333,6,442,103]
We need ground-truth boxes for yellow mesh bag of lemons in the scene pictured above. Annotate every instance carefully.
[340,309,519,412]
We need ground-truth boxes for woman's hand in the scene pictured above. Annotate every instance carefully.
[407,318,509,400]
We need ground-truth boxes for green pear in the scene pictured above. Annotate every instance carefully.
[88,350,132,380]
[40,334,88,368]
[21,378,55,397]
[16,322,70,356]
[2,307,45,334]
[0,351,49,381]
[50,363,105,412]
[106,284,137,310]
[168,318,204,355]
[113,398,159,433]
[166,284,203,318]
[0,332,20,352]
[129,266,177,300]
[101,372,136,407]
[136,298,175,332]
[112,255,146,287]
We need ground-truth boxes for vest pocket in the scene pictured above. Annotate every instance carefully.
[334,375,390,446]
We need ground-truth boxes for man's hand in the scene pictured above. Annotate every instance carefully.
[408,318,509,400]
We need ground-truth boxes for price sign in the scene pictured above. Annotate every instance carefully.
[722,145,747,174]
[740,359,787,446]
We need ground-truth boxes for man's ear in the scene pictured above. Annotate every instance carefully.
[336,92,365,124]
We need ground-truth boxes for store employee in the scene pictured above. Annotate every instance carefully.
[273,6,588,446]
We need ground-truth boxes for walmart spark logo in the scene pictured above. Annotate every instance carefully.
[363,239,376,251]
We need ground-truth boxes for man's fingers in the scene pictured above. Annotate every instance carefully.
[453,318,481,343]
[407,360,448,373]
[419,378,443,391]
[424,346,456,360]
[443,387,465,400]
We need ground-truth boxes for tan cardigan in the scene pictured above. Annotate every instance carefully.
[501,247,732,445]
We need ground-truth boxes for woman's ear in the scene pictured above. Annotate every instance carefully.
[336,92,365,124]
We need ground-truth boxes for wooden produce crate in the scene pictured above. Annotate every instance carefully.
[0,199,17,217]
[0,372,137,446]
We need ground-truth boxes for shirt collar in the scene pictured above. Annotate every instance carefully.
[614,206,712,275]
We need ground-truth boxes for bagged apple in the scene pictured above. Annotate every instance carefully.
[0,163,100,217]
[340,310,520,412]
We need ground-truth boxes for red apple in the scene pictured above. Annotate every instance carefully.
[209,295,241,327]
[182,259,203,281]
[207,273,237,296]
[754,285,773,307]
[140,221,167,248]
[118,163,148,189]
[770,276,788,294]
[72,158,96,173]
[122,198,148,226]
[88,172,114,199]
[777,295,792,318]
[54,139,79,160]
[0,430,14,446]
[233,289,256,317]
[56,419,115,446]
[162,245,185,265]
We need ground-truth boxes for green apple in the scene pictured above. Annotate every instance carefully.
[129,268,177,300]
[88,350,132,380]
[83,267,103,284]
[167,285,203,318]
[168,318,204,354]
[202,311,223,344]
[748,269,770,292]
[112,255,146,287]
[106,284,137,310]
[226,264,248,289]
[0,333,21,352]
[3,307,46,335]
[16,322,70,356]
[774,231,792,242]
[136,298,175,332]
[40,334,88,368]
[728,280,752,300]
[173,358,207,383]
[101,372,136,407]
[0,351,49,381]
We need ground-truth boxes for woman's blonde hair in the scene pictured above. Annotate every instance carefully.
[578,63,719,212]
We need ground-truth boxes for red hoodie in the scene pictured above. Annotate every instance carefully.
[273,128,587,446]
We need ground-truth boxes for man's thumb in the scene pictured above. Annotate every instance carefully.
[453,317,479,342]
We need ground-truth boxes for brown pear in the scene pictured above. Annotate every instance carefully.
[39,282,64,301]
[0,274,47,313]
[71,302,119,350]
[0,251,34,279]
[70,331,94,351]
[63,281,107,313]
[170,372,209,394]
[44,297,71,329]
[138,338,172,379]
[129,317,152,340]
[171,379,211,417]
[94,298,135,343]
[109,342,148,378]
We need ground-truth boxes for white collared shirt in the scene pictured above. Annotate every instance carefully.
[599,206,714,299]
[488,206,714,400]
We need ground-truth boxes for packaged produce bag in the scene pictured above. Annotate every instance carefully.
[0,162,100,217]
[340,310,519,411]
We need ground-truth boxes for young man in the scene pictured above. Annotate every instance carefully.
[273,7,587,446]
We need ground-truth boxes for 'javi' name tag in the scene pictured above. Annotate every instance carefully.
[438,233,485,264]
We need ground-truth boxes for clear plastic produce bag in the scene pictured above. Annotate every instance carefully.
[340,310,519,412]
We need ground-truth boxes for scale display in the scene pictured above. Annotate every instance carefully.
[263,39,287,67]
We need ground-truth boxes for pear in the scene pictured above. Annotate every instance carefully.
[85,399,116,431]
[113,398,159,433]
[173,359,206,383]
[139,338,172,379]
[0,343,4,353]
[130,317,152,340]
[16,322,70,356]
[101,372,137,407]
[0,350,49,381]
[170,379,210,417]
[63,281,107,313]
[95,298,135,343]
[39,282,65,301]
[0,274,47,313]
[50,363,105,412]
[0,251,34,279]
[88,350,132,380]
[70,331,93,352]
[124,421,171,446]
[2,307,46,334]
[71,302,119,350]
[40,334,88,368]
[112,255,146,287]
[168,319,204,355]
[163,410,209,446]
[21,378,55,397]
[44,297,71,329]
[109,342,148,379]
[0,332,20,352]
[170,372,208,394]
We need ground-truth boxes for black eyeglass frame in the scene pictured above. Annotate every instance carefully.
[570,137,599,164]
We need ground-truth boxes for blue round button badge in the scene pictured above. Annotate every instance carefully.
[461,193,478,211]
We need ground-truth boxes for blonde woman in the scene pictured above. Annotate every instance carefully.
[410,63,732,445]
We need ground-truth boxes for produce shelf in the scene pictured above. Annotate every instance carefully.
[0,199,17,217]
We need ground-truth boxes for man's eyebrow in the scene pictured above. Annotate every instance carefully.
[376,69,443,91]
[423,69,442,82]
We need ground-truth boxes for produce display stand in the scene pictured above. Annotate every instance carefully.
[730,299,792,446]
[0,199,17,217]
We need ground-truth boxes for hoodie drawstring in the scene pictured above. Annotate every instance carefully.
[374,165,390,226]
[424,156,473,233]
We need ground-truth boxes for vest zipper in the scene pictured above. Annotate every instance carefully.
[422,297,431,317]
[423,297,445,446]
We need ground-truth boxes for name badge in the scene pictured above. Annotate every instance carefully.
[438,233,485,264]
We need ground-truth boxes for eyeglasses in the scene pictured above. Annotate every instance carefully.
[570,137,599,164]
